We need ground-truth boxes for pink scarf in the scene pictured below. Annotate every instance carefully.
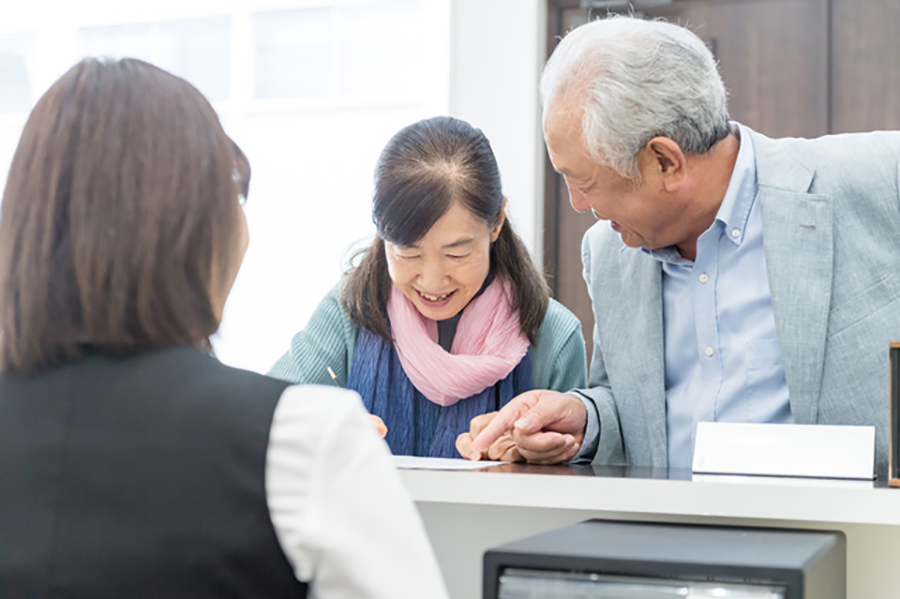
[386,277,530,407]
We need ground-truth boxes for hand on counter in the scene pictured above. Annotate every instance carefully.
[370,414,388,438]
[465,390,587,465]
[455,411,522,462]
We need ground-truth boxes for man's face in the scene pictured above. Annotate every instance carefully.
[543,101,689,252]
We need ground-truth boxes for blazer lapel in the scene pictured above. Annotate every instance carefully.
[617,247,667,465]
[752,132,834,425]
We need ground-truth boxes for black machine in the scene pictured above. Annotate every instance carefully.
[484,519,845,599]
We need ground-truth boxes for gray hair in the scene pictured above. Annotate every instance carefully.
[540,16,730,180]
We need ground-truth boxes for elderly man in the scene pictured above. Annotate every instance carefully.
[460,16,900,469]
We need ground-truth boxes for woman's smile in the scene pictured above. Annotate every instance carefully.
[416,289,456,307]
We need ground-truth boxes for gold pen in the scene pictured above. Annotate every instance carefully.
[326,367,343,388]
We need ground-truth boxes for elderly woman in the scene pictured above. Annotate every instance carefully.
[270,116,586,459]
[0,58,447,599]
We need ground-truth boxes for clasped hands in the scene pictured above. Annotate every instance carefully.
[455,390,587,464]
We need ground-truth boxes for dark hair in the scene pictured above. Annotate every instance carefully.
[0,58,245,374]
[341,116,550,344]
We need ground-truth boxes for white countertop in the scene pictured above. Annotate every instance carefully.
[399,464,900,526]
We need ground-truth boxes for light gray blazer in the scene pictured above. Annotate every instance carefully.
[580,129,900,469]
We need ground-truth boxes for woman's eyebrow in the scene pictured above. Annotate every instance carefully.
[442,237,475,250]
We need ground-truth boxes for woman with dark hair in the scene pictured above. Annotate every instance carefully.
[0,58,448,599]
[270,116,586,459]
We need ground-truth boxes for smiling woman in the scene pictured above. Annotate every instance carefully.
[268,116,587,458]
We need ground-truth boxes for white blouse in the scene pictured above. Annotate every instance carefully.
[265,385,449,599]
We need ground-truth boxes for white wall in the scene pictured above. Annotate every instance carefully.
[449,0,547,263]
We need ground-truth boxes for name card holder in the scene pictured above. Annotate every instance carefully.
[890,343,900,487]
[693,422,875,480]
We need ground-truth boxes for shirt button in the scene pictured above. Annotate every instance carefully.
[705,347,714,357]
[731,228,740,238]
[699,273,709,283]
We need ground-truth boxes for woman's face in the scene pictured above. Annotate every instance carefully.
[385,202,504,321]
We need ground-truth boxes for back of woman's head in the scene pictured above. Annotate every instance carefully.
[343,116,550,344]
[0,58,244,374]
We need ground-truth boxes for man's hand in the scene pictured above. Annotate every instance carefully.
[466,390,587,464]
[455,411,523,462]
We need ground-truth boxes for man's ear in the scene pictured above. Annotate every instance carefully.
[491,201,507,242]
[642,137,686,190]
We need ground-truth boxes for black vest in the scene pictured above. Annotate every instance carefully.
[0,347,308,599]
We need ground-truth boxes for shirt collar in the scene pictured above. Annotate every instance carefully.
[643,121,758,264]
[714,122,758,246]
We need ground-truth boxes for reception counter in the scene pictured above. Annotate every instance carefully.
[399,464,900,599]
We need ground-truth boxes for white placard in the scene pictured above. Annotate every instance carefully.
[692,422,875,480]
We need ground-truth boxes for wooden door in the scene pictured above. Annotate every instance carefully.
[831,0,900,132]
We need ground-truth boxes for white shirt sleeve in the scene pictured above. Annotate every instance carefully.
[265,384,449,599]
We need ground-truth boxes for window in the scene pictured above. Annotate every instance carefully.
[0,1,451,373]
[79,17,230,104]
[0,33,35,113]
[254,8,331,99]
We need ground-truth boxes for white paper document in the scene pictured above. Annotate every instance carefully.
[392,455,507,470]
[692,422,876,480]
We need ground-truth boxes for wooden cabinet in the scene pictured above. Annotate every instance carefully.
[831,0,900,132]
[545,0,900,357]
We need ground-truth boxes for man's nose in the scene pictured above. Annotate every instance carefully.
[567,185,591,214]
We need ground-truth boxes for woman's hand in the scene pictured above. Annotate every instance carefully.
[455,411,523,462]
[370,414,388,438]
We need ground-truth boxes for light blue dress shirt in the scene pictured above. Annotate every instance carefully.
[574,123,792,467]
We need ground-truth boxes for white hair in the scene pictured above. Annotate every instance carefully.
[540,16,730,180]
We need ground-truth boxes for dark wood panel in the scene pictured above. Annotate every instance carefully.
[652,0,829,138]
[554,169,598,356]
[542,2,585,300]
[544,3,595,359]
[831,0,900,132]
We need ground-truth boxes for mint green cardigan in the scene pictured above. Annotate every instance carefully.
[269,285,587,393]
